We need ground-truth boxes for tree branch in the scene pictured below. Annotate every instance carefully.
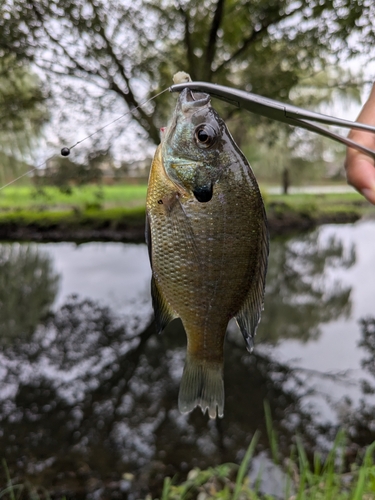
[89,0,160,143]
[28,1,103,82]
[28,0,160,144]
[204,0,225,81]
[214,5,301,75]
[177,3,197,80]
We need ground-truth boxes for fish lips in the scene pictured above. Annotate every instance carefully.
[180,88,211,114]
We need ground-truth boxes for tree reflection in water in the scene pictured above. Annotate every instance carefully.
[257,231,355,344]
[0,244,59,347]
[0,296,340,496]
[0,231,359,497]
[338,317,375,456]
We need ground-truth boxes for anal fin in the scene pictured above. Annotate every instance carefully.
[235,217,269,353]
[235,272,266,353]
[236,310,256,353]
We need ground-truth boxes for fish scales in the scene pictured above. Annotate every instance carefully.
[146,88,268,418]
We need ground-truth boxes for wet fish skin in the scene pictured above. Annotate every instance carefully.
[146,88,269,419]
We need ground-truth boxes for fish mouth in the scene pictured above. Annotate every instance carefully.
[180,88,210,113]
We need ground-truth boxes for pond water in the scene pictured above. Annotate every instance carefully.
[1,219,375,498]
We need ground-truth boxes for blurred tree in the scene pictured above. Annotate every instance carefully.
[1,0,373,152]
[34,149,106,193]
[242,123,348,190]
[0,54,48,184]
[241,66,364,190]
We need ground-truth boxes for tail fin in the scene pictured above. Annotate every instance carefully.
[178,356,224,419]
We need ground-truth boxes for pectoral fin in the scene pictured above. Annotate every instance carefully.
[145,211,152,263]
[151,276,177,334]
[170,196,201,266]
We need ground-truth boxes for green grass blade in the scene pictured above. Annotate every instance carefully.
[1,460,17,500]
[264,401,279,464]
[233,430,260,500]
[313,451,322,476]
[0,485,23,500]
[352,467,366,500]
[295,438,309,500]
[351,440,375,499]
[322,430,346,496]
[161,476,172,500]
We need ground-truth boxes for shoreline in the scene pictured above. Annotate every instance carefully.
[0,189,372,242]
[0,208,364,243]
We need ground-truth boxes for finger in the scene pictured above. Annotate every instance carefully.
[345,151,375,204]
[345,83,375,203]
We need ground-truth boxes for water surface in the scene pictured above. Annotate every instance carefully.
[1,220,375,497]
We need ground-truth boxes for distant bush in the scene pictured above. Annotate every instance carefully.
[33,150,110,193]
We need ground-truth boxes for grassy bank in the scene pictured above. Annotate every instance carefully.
[0,185,148,210]
[156,436,375,500]
[0,185,368,211]
[0,184,372,241]
[2,434,375,499]
[0,184,370,216]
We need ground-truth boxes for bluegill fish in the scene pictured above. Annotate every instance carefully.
[146,87,269,418]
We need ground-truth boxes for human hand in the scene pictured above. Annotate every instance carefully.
[345,83,375,204]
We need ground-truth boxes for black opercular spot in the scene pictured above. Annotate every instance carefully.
[193,184,213,203]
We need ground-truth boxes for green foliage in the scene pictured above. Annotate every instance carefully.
[0,55,48,184]
[1,0,373,148]
[241,64,365,189]
[0,0,372,190]
[148,433,375,500]
[147,434,259,500]
[0,56,47,136]
[1,459,66,499]
[34,153,105,193]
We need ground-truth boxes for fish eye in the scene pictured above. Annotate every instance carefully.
[194,124,217,148]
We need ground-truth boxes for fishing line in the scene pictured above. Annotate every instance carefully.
[0,87,170,192]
